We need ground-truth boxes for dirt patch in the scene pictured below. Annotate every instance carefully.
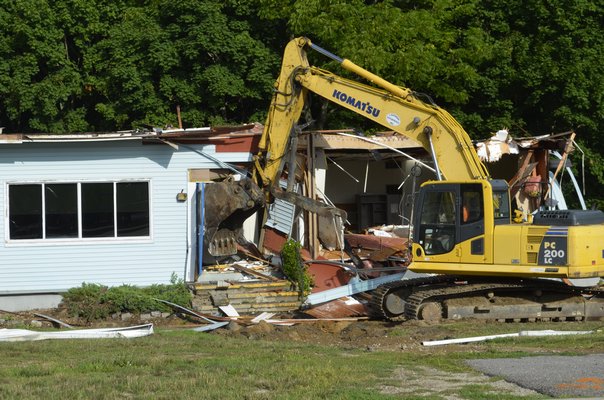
[0,309,484,353]
[211,319,478,352]
[379,366,541,399]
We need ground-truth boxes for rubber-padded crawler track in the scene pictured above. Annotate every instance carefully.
[371,276,604,322]
[369,276,454,321]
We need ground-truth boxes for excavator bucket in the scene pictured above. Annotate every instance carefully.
[203,178,265,258]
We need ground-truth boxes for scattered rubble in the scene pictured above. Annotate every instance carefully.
[186,225,410,321]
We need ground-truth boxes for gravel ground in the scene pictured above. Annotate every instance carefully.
[466,353,604,398]
[379,365,541,399]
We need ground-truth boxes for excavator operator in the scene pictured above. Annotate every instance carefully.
[462,191,482,224]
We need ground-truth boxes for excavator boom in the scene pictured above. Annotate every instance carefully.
[259,37,489,185]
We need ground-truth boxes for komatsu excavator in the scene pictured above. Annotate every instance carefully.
[205,37,604,322]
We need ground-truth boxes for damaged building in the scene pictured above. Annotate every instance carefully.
[0,124,584,318]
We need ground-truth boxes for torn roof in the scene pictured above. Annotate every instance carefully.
[476,130,574,163]
[0,123,264,154]
[0,123,262,142]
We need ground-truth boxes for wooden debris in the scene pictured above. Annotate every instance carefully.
[154,298,218,323]
[192,279,301,314]
[229,263,281,281]
[251,312,276,323]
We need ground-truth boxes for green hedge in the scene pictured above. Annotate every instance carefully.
[62,274,191,322]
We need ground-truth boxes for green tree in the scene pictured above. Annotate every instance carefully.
[258,0,604,205]
[0,0,280,132]
[259,0,507,135]
[1,0,603,205]
[463,0,604,206]
[82,0,281,129]
[0,0,85,132]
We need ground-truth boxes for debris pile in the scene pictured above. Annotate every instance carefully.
[191,261,301,314]
[190,224,410,320]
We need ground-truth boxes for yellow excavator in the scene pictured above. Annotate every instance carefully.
[205,37,604,322]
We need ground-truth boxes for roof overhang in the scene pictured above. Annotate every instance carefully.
[298,130,423,151]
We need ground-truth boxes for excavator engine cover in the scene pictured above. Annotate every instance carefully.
[533,209,604,226]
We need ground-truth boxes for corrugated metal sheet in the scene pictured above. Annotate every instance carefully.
[264,181,296,235]
[0,140,251,293]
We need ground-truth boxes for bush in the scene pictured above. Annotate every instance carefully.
[62,283,113,321]
[280,239,313,298]
[62,274,192,322]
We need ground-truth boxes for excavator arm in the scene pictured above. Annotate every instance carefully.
[205,37,604,294]
[257,37,490,186]
[205,36,491,261]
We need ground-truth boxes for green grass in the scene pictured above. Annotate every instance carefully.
[0,330,402,399]
[0,323,601,399]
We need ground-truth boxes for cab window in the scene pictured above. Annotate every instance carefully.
[461,187,483,224]
[418,191,456,255]
[492,190,510,222]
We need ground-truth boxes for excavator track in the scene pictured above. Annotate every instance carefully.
[371,276,604,322]
[369,275,455,321]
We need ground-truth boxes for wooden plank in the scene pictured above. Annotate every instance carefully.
[508,150,535,197]
[229,263,281,282]
[193,281,291,291]
[154,298,218,323]
[251,312,276,323]
[195,302,300,313]
[225,291,299,300]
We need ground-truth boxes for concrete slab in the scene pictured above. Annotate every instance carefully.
[466,353,604,398]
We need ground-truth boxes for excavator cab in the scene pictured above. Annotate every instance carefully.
[412,179,510,266]
[411,179,604,280]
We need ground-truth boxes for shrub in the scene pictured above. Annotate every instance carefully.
[280,238,313,298]
[62,283,113,321]
[62,274,192,322]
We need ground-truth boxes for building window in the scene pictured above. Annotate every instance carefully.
[46,183,78,238]
[8,181,150,241]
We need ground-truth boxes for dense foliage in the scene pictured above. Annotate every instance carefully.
[1,0,603,203]
[0,0,280,132]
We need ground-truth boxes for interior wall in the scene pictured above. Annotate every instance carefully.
[324,157,435,230]
[324,158,434,203]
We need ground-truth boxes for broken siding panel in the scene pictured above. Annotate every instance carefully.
[265,181,296,235]
[0,141,251,293]
[265,199,296,235]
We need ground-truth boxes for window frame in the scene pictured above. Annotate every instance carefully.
[417,190,457,255]
[5,179,153,245]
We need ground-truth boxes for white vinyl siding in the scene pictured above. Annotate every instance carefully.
[265,181,296,235]
[0,140,251,293]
